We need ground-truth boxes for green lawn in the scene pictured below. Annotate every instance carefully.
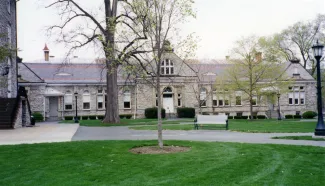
[61,119,318,133]
[272,136,325,141]
[130,120,317,133]
[60,118,193,127]
[1,140,325,186]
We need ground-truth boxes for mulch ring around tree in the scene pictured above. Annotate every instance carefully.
[129,145,191,154]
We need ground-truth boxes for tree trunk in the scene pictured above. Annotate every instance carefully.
[249,97,253,120]
[157,75,163,148]
[103,62,120,123]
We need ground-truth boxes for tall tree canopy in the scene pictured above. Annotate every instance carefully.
[271,14,325,75]
[217,36,290,119]
[46,0,150,123]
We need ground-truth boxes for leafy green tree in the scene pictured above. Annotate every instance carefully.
[216,36,291,119]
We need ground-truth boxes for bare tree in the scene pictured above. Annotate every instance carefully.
[274,14,325,75]
[121,0,196,148]
[45,0,149,123]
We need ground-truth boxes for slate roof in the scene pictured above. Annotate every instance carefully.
[20,63,129,84]
[19,59,315,85]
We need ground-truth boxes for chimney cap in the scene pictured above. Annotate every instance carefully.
[43,44,49,51]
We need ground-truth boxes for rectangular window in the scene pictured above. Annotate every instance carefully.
[225,99,229,106]
[124,90,131,109]
[171,67,174,74]
[105,95,107,108]
[218,100,224,106]
[83,94,90,110]
[288,92,293,105]
[177,94,182,107]
[64,94,72,110]
[200,100,206,107]
[235,91,241,106]
[236,112,243,117]
[97,95,103,109]
[300,92,305,105]
[294,92,299,105]
[83,103,90,110]
[236,96,241,106]
[161,67,165,75]
[213,93,217,106]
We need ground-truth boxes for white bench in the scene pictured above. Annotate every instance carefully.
[194,115,228,130]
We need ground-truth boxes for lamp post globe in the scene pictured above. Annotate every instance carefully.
[312,40,325,136]
[74,92,79,123]
[277,93,281,120]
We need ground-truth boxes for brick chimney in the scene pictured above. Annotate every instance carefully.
[43,44,50,61]
[255,52,262,62]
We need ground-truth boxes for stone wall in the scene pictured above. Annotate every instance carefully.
[22,79,318,120]
[0,0,17,98]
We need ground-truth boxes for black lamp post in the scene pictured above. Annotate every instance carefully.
[312,40,325,136]
[277,93,281,120]
[74,92,79,123]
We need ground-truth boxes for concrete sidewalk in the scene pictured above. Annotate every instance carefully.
[0,123,79,145]
[72,126,325,147]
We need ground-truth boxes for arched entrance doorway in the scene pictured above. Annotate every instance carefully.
[163,87,174,113]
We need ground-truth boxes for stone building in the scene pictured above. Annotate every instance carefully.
[18,45,317,121]
[0,0,17,98]
[0,0,31,129]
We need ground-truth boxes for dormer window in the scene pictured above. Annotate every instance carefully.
[161,59,174,75]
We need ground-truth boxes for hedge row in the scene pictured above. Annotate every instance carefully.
[177,108,195,118]
[285,115,302,119]
[32,112,44,122]
[145,108,166,119]
[64,115,134,120]
[302,111,317,119]
[64,115,103,120]
[229,115,266,119]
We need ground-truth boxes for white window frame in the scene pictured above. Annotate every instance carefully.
[64,91,73,110]
[97,90,104,110]
[83,90,90,110]
[200,88,207,107]
[288,86,305,105]
[235,91,242,106]
[161,59,174,75]
[177,93,182,107]
[123,89,131,109]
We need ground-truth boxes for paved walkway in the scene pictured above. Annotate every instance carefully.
[1,122,324,147]
[72,126,325,147]
[0,122,79,145]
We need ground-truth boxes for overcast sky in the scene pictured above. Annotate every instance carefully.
[17,0,325,61]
